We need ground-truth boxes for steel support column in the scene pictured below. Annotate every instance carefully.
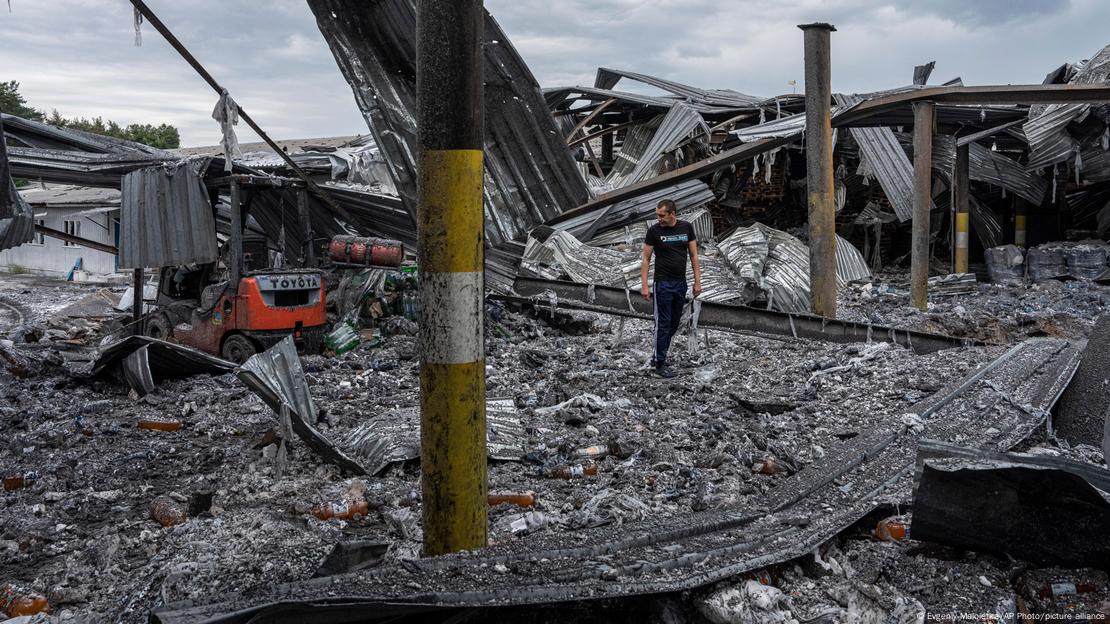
[132,268,144,336]
[799,23,837,318]
[911,101,935,310]
[953,142,969,273]
[416,0,487,556]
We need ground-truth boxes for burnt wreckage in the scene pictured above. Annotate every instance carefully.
[2,1,1110,623]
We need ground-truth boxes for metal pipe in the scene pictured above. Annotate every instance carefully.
[911,101,935,310]
[417,0,487,556]
[953,142,970,273]
[799,22,837,318]
[33,225,118,255]
[127,0,354,225]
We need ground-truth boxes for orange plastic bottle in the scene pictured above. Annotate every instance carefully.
[311,499,369,521]
[874,517,909,542]
[138,416,183,432]
[2,472,37,492]
[150,496,187,527]
[1,582,49,617]
[549,462,598,479]
[487,492,536,507]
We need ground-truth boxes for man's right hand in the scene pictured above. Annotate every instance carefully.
[641,285,651,300]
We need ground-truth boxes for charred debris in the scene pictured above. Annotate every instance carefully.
[2,1,1110,623]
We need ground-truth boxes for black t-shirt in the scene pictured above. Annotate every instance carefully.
[644,220,696,282]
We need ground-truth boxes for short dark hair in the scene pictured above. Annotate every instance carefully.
[657,199,676,214]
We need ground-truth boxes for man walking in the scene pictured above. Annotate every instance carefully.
[640,199,701,378]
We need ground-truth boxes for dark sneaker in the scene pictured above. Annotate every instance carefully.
[655,366,678,378]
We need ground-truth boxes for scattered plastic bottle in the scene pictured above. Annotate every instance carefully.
[3,471,38,492]
[1,582,49,617]
[549,462,598,479]
[150,495,187,527]
[487,492,536,507]
[874,517,909,542]
[138,416,183,432]
[575,441,623,460]
[311,499,369,521]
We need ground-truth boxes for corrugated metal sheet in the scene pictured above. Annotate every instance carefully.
[835,94,918,222]
[521,229,636,288]
[716,224,871,314]
[238,336,368,474]
[0,115,33,251]
[587,206,713,249]
[594,67,765,110]
[931,134,1048,205]
[90,335,237,378]
[611,102,708,189]
[118,163,218,270]
[309,0,590,248]
[1024,43,1110,171]
[549,179,715,241]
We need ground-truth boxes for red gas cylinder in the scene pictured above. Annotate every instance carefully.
[329,235,403,267]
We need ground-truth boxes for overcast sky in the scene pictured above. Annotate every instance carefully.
[2,0,1108,147]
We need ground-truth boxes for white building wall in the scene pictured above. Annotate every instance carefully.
[0,208,119,277]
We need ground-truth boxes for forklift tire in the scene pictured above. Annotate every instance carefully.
[145,313,173,341]
[221,334,257,364]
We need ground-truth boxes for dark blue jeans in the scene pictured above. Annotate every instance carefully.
[652,279,686,369]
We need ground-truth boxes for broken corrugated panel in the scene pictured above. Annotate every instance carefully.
[1024,43,1110,171]
[2,113,179,187]
[335,399,525,475]
[549,179,715,241]
[594,67,764,110]
[238,337,368,474]
[309,0,589,248]
[522,229,635,288]
[835,94,917,222]
[931,134,1048,205]
[603,116,663,188]
[587,206,713,249]
[0,115,34,251]
[620,102,707,188]
[118,163,218,270]
[716,224,871,313]
[90,335,236,379]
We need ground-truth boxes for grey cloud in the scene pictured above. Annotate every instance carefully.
[886,0,1071,26]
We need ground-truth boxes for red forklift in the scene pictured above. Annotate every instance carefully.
[144,175,326,363]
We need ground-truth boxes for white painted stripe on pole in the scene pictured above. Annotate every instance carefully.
[955,232,969,247]
[420,271,484,364]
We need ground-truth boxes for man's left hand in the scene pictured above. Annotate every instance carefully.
[693,282,702,298]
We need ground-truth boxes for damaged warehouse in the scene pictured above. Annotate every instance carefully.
[2,1,1110,623]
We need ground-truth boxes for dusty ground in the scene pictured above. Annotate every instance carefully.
[0,272,1106,623]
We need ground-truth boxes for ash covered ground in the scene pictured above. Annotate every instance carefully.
[0,273,1107,622]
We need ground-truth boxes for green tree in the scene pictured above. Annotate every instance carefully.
[0,81,43,120]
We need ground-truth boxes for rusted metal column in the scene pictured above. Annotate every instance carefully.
[132,268,144,335]
[911,101,935,310]
[953,142,970,273]
[417,0,487,556]
[799,22,837,318]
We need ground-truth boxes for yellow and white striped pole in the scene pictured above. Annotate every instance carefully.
[953,143,970,273]
[417,0,487,556]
